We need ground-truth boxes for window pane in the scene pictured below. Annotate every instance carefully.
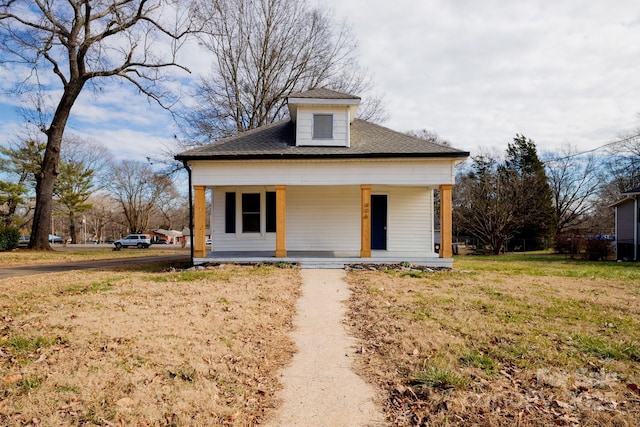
[225,192,236,233]
[242,193,261,233]
[266,191,276,233]
[242,213,260,233]
[313,114,333,139]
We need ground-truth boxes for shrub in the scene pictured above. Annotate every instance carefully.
[585,238,612,261]
[0,226,20,251]
[553,233,583,255]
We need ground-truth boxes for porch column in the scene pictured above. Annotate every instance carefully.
[194,185,207,258]
[275,185,287,257]
[439,184,453,258]
[361,184,372,258]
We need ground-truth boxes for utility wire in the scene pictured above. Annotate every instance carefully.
[544,133,639,163]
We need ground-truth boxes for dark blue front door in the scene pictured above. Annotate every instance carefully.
[371,195,387,250]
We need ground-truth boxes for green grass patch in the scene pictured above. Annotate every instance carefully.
[571,334,640,361]
[62,277,121,295]
[55,384,81,393]
[147,269,232,282]
[4,335,57,353]
[456,254,640,280]
[20,375,44,392]
[460,351,500,375]
[409,365,468,390]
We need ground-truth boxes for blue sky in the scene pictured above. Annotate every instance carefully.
[1,0,639,163]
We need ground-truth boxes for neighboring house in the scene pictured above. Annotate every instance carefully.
[175,88,469,266]
[150,229,184,244]
[612,187,640,261]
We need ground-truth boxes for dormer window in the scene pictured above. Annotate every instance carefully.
[313,114,333,139]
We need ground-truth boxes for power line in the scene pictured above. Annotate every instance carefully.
[543,133,640,163]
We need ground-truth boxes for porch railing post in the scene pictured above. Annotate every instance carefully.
[194,185,207,258]
[439,184,453,258]
[275,185,287,257]
[361,184,372,258]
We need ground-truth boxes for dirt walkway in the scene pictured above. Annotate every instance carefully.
[266,269,385,427]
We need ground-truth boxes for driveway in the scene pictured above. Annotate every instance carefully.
[0,254,189,280]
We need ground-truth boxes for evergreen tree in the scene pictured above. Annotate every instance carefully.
[453,135,554,254]
[501,134,554,250]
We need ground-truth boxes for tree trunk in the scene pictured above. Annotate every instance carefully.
[29,83,84,250]
[68,211,77,244]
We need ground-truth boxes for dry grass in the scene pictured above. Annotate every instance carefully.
[0,264,301,426]
[346,257,640,426]
[1,246,189,267]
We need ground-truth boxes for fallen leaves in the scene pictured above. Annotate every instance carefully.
[345,269,640,426]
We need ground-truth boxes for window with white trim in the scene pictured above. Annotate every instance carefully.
[224,191,277,234]
[242,193,261,233]
[313,114,333,139]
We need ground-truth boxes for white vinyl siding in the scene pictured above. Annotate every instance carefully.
[287,186,360,253]
[192,159,459,187]
[296,107,349,147]
[377,186,434,256]
[210,185,435,256]
[211,187,275,251]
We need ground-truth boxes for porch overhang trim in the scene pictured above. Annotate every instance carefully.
[175,152,470,162]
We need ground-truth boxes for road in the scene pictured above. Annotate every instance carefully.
[0,253,190,280]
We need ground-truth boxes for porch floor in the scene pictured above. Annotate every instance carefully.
[194,251,452,269]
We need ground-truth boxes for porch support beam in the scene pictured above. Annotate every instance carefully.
[361,184,372,258]
[194,185,207,258]
[439,184,453,258]
[275,185,287,257]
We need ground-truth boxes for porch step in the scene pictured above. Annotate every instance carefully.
[299,261,347,269]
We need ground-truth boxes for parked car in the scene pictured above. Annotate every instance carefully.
[48,234,63,244]
[113,234,152,249]
[18,235,30,247]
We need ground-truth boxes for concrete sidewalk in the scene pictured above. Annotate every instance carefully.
[266,269,385,427]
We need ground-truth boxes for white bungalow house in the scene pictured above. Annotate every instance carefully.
[612,187,640,261]
[175,88,469,267]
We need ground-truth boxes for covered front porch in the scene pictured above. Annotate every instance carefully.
[190,183,455,267]
[193,250,454,269]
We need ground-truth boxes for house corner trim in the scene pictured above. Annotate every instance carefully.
[275,185,287,257]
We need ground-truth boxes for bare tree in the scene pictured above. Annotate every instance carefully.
[0,0,193,249]
[454,153,523,255]
[406,129,451,146]
[84,192,123,242]
[184,0,386,143]
[543,145,601,236]
[110,160,175,233]
[604,130,640,196]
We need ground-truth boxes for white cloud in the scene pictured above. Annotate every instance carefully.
[3,0,639,161]
[324,0,640,152]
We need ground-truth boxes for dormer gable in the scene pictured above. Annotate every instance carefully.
[287,88,360,147]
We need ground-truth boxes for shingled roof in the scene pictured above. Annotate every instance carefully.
[288,88,361,100]
[623,187,640,195]
[176,119,469,161]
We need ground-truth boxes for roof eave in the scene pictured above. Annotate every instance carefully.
[175,152,471,162]
[610,193,640,208]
